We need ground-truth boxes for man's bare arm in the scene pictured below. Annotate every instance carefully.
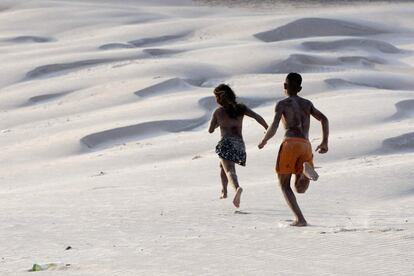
[310,103,329,153]
[258,103,283,149]
[208,110,218,133]
[244,107,268,130]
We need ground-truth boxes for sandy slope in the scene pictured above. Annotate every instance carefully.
[0,0,413,275]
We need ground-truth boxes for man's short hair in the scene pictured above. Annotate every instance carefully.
[286,72,302,87]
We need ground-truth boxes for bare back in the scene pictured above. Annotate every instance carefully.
[215,107,244,138]
[278,96,313,139]
[209,104,268,139]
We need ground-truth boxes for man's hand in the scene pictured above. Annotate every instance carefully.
[258,140,267,149]
[316,142,328,154]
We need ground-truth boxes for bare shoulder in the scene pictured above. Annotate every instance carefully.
[275,98,289,111]
[276,98,289,106]
[214,106,225,114]
[297,96,312,104]
[213,106,226,118]
[297,96,314,109]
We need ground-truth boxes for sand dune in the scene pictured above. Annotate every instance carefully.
[143,48,184,56]
[270,53,386,73]
[80,117,206,149]
[134,77,199,99]
[254,17,388,42]
[80,95,270,150]
[301,38,401,53]
[99,32,191,50]
[26,91,72,105]
[129,32,191,47]
[325,73,414,91]
[98,43,135,50]
[382,132,414,152]
[389,99,414,121]
[25,59,114,79]
[24,54,145,80]
[5,35,54,43]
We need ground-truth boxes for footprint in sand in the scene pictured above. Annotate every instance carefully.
[234,210,250,215]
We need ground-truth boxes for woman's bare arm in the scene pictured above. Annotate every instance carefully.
[208,110,219,133]
[244,107,268,130]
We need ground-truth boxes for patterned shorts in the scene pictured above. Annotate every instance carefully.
[216,136,246,166]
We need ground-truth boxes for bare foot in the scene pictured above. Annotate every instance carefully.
[303,162,319,181]
[290,220,308,227]
[233,187,243,208]
[220,190,227,199]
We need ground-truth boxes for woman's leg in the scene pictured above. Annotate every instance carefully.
[220,159,242,208]
[220,163,228,199]
[220,159,239,190]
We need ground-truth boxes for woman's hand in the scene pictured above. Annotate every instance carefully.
[258,140,267,149]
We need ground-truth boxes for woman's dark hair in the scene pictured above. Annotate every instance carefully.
[214,84,246,118]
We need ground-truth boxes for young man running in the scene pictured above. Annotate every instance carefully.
[258,73,329,226]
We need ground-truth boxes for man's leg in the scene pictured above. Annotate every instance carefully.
[294,160,318,193]
[278,173,307,226]
[220,163,228,199]
[294,174,310,194]
[303,162,319,181]
[220,159,243,208]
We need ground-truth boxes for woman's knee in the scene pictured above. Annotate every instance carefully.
[225,169,237,177]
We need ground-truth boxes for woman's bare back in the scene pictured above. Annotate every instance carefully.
[215,107,244,138]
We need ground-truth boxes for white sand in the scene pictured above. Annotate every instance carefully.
[0,0,413,275]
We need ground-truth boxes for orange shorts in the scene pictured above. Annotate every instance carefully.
[276,137,314,175]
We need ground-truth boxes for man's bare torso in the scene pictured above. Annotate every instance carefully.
[278,96,313,139]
